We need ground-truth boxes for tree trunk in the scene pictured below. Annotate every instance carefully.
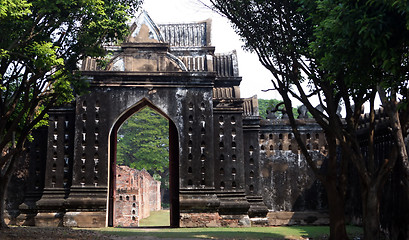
[0,151,22,229]
[325,180,349,240]
[362,184,380,240]
[377,92,408,239]
[0,175,9,229]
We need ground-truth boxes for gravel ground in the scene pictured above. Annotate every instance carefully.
[0,227,112,240]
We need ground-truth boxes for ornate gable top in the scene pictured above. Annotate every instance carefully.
[158,20,211,47]
[126,10,164,43]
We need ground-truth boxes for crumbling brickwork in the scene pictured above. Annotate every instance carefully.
[114,165,160,227]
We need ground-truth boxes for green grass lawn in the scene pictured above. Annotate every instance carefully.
[139,210,170,227]
[101,210,362,239]
[96,225,363,239]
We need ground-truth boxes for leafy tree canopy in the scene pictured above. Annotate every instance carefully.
[0,0,142,228]
[303,1,409,238]
[0,0,142,150]
[117,107,169,176]
[308,0,409,88]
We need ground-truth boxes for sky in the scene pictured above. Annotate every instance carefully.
[141,0,279,100]
[141,0,383,114]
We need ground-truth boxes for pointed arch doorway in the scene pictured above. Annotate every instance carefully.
[107,99,180,227]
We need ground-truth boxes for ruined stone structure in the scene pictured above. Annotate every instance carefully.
[115,165,160,227]
[7,11,332,228]
[256,116,328,225]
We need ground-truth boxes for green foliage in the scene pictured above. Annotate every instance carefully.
[0,0,142,149]
[258,99,300,119]
[305,0,409,97]
[116,107,170,196]
[258,99,280,119]
[0,0,31,19]
[0,0,142,227]
[26,42,64,71]
[117,107,169,176]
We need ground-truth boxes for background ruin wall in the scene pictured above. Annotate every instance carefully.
[115,165,160,227]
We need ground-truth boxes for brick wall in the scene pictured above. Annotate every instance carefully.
[114,165,161,227]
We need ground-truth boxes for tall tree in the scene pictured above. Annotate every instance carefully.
[0,0,142,228]
[307,1,409,238]
[208,0,402,239]
[208,2,349,238]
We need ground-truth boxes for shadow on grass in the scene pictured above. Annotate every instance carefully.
[96,225,362,239]
[98,229,286,239]
[281,226,362,239]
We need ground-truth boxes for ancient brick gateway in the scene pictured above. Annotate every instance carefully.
[7,11,340,228]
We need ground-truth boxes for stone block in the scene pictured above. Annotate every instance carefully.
[180,213,220,227]
[4,212,11,225]
[5,213,37,226]
[219,214,251,227]
[35,212,64,227]
[63,212,106,228]
[20,213,37,226]
[250,217,269,226]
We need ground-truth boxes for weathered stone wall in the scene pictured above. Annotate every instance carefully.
[6,126,48,224]
[5,11,327,228]
[249,116,329,225]
[6,10,390,229]
[257,119,327,212]
[115,165,160,227]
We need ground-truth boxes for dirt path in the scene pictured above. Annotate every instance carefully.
[0,227,111,240]
[0,227,208,240]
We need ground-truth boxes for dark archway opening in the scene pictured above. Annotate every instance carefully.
[108,99,180,227]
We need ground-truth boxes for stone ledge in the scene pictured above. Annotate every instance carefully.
[180,213,220,227]
[5,211,106,228]
[219,214,250,227]
[63,212,106,228]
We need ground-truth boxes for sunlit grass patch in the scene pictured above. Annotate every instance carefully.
[94,225,363,239]
[139,210,170,227]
